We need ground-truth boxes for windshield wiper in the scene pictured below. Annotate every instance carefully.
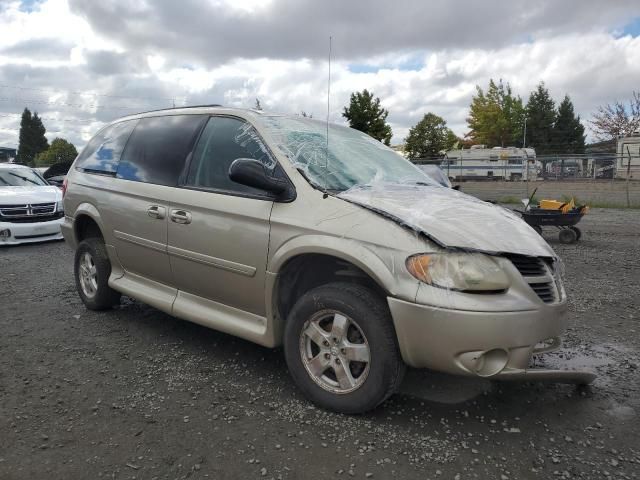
[8,172,39,185]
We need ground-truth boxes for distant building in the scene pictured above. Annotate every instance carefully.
[0,147,17,163]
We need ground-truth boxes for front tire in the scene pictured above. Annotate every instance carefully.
[283,282,405,414]
[74,238,121,310]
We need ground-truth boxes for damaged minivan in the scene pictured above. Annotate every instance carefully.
[62,107,593,413]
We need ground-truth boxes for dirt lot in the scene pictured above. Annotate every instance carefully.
[1,208,639,480]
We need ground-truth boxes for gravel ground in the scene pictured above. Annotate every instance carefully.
[1,208,639,479]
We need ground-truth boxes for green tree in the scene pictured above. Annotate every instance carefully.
[404,113,457,159]
[467,79,524,147]
[526,82,556,154]
[552,95,585,153]
[17,108,49,166]
[35,137,78,167]
[342,89,393,145]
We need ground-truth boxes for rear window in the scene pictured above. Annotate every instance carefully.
[75,119,138,174]
[117,115,206,186]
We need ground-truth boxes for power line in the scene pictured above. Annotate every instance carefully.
[0,83,185,104]
[0,96,167,112]
[0,112,105,124]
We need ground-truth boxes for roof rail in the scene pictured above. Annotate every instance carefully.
[137,104,223,115]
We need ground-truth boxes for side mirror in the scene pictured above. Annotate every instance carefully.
[452,184,461,190]
[228,158,288,195]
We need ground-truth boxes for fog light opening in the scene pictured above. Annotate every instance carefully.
[475,348,509,377]
[0,229,11,239]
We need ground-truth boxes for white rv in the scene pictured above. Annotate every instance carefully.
[443,146,538,181]
[616,134,640,180]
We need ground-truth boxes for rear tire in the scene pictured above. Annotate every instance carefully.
[283,282,405,414]
[558,228,577,244]
[569,226,582,241]
[74,238,121,310]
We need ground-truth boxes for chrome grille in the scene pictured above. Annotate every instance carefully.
[506,254,559,304]
[0,202,57,222]
[529,282,555,303]
[505,254,548,276]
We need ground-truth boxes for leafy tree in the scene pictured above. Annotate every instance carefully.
[552,95,585,153]
[526,82,556,154]
[404,113,457,158]
[17,108,49,166]
[467,79,524,147]
[35,138,78,167]
[589,91,640,140]
[342,89,393,145]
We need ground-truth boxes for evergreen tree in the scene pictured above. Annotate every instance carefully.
[404,113,457,159]
[17,108,33,165]
[32,112,49,154]
[342,89,393,145]
[467,79,524,147]
[552,95,585,153]
[17,108,49,166]
[526,82,556,154]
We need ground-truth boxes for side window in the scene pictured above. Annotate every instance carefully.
[185,116,276,195]
[75,119,138,174]
[117,115,206,186]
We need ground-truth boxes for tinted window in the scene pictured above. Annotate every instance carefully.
[117,115,206,186]
[76,119,138,174]
[186,116,275,194]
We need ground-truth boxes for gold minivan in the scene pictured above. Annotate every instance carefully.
[62,106,590,413]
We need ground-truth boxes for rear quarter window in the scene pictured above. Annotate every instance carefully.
[117,115,206,186]
[75,119,138,174]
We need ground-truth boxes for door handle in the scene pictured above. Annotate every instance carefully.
[147,205,166,219]
[170,209,192,224]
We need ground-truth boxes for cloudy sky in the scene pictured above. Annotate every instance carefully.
[0,0,639,150]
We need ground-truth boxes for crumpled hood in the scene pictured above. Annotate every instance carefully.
[338,183,556,258]
[0,186,62,205]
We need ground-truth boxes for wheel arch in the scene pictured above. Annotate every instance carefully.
[73,203,106,244]
[266,236,399,346]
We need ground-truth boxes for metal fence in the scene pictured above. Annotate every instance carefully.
[411,152,640,182]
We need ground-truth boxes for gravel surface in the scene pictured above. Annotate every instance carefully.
[1,208,639,479]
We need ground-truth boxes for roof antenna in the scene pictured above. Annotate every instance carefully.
[323,35,332,198]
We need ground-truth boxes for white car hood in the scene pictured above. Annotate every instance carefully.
[338,183,556,258]
[0,186,62,205]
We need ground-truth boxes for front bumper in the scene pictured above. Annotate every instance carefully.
[0,217,64,246]
[388,297,568,377]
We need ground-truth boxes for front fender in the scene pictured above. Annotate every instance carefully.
[268,234,400,295]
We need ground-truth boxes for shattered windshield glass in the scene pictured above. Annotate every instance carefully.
[258,116,438,192]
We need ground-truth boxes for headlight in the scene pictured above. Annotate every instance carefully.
[56,201,64,213]
[406,253,510,292]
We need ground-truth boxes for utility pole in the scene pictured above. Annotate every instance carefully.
[626,146,632,208]
[523,117,527,148]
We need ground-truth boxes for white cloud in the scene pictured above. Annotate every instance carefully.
[0,0,638,149]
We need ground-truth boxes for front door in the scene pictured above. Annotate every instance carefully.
[166,116,276,315]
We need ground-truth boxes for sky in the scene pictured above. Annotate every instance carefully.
[0,0,639,150]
